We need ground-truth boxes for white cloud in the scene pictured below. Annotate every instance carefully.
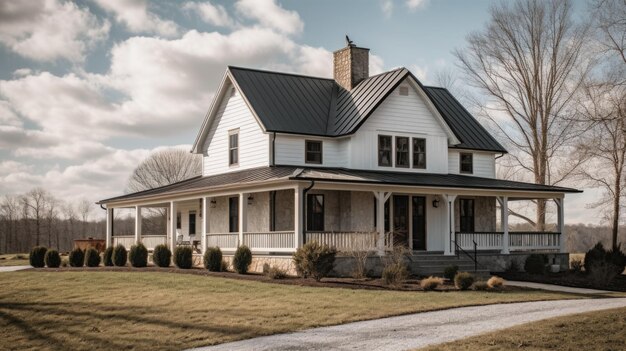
[410,64,429,82]
[184,1,236,28]
[0,0,109,62]
[406,0,429,11]
[381,0,393,18]
[235,0,303,35]
[12,68,32,77]
[93,0,178,37]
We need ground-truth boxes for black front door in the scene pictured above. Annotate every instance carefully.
[392,195,409,247]
[412,196,426,250]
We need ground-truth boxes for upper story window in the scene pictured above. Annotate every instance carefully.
[395,136,409,168]
[412,138,426,169]
[228,130,239,166]
[305,140,322,164]
[378,135,392,167]
[460,152,473,174]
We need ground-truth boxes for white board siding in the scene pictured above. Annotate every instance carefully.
[202,87,269,176]
[274,135,349,167]
[349,81,449,173]
[448,151,496,178]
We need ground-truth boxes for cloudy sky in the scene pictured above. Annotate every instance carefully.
[0,0,593,222]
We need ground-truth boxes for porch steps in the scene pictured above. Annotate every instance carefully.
[408,255,491,278]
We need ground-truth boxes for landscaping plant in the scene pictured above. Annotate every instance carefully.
[29,246,47,268]
[266,266,287,279]
[129,243,148,268]
[584,242,626,286]
[293,241,337,281]
[382,262,409,287]
[472,281,489,291]
[173,246,193,269]
[233,245,253,274]
[487,276,505,289]
[203,246,223,271]
[570,258,583,273]
[221,259,229,272]
[112,244,127,267]
[454,272,475,290]
[69,248,85,267]
[44,249,61,268]
[524,254,547,274]
[84,248,101,267]
[420,276,443,291]
[443,264,459,281]
[103,246,114,266]
[152,244,171,267]
[505,259,521,272]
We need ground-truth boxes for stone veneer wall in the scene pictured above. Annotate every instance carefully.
[455,196,497,232]
[333,46,369,91]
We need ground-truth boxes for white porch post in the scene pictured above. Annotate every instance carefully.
[201,197,208,256]
[238,193,247,247]
[499,196,510,254]
[134,205,142,245]
[373,191,391,255]
[556,197,566,253]
[106,207,113,248]
[294,185,303,248]
[169,201,177,250]
[444,194,457,256]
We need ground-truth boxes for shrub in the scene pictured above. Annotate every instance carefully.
[420,276,443,291]
[472,281,489,291]
[293,241,337,281]
[584,243,606,273]
[29,246,47,268]
[584,243,626,286]
[606,245,626,275]
[524,254,547,274]
[44,249,61,268]
[262,262,271,274]
[505,259,521,272]
[173,246,193,269]
[233,245,253,274]
[487,276,505,289]
[129,243,148,268]
[443,264,459,281]
[266,266,287,279]
[84,248,101,267]
[203,247,223,271]
[152,244,171,268]
[382,262,409,287]
[112,244,127,267]
[103,246,114,266]
[69,248,85,267]
[221,259,229,272]
[454,272,475,290]
[570,258,583,273]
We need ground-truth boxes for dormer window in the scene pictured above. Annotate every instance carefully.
[395,136,409,168]
[228,130,239,166]
[378,135,392,167]
[305,140,322,164]
[460,152,473,174]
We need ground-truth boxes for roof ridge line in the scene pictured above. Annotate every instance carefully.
[228,65,335,81]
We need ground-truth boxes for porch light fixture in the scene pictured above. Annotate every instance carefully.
[247,195,254,205]
[432,197,440,208]
[210,199,217,208]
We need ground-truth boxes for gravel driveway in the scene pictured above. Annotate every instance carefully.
[190,298,626,351]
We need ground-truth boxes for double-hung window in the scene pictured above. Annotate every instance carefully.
[395,136,409,168]
[378,135,392,167]
[305,140,322,164]
[412,138,426,169]
[306,194,324,231]
[460,152,473,174]
[228,130,239,166]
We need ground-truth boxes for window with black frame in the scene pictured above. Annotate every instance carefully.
[305,140,322,164]
[413,138,426,169]
[460,152,473,174]
[395,136,409,168]
[188,212,196,235]
[228,131,239,166]
[306,194,324,231]
[378,135,392,167]
[228,197,238,233]
[459,199,475,232]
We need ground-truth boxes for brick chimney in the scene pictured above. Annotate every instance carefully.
[333,40,369,90]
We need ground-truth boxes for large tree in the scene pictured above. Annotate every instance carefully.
[455,0,591,229]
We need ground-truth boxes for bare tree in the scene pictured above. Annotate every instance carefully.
[126,148,202,193]
[0,195,21,254]
[593,0,626,86]
[454,0,591,229]
[21,188,51,246]
[77,198,91,236]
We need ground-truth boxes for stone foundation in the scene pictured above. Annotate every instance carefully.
[476,252,569,272]
[223,255,297,275]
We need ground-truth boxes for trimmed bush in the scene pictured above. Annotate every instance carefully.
[44,249,61,268]
[382,262,409,287]
[203,247,223,271]
[152,244,171,268]
[524,254,547,274]
[293,241,337,281]
[570,258,583,273]
[454,272,475,290]
[584,243,626,286]
[173,246,193,269]
[84,248,101,267]
[443,264,459,281]
[472,281,489,291]
[584,243,606,273]
[103,246,114,266]
[233,245,253,274]
[129,243,148,268]
[487,276,505,289]
[266,266,287,279]
[69,248,85,267]
[112,244,127,267]
[29,246,47,268]
[606,245,626,275]
[505,259,521,272]
[420,276,443,291]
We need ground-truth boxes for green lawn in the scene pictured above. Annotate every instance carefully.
[420,306,626,350]
[0,270,586,351]
[0,253,29,267]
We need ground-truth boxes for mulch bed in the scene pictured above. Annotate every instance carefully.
[496,271,626,292]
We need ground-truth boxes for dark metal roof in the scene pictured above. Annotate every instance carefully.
[228,66,506,152]
[99,166,580,204]
[423,87,507,153]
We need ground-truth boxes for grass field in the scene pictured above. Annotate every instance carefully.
[0,270,586,351]
[0,253,29,267]
[420,306,626,350]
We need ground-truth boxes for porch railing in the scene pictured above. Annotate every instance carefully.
[305,231,378,251]
[205,233,238,250]
[243,231,294,251]
[455,232,560,252]
[112,235,134,248]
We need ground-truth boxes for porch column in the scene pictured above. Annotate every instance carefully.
[169,201,177,250]
[556,197,566,253]
[373,191,391,255]
[201,197,208,256]
[294,185,303,248]
[238,193,247,247]
[134,205,142,245]
[499,197,509,254]
[106,207,113,248]
[444,194,457,256]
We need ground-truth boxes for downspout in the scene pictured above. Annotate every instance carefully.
[302,180,315,244]
[270,132,277,166]
[495,153,505,160]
